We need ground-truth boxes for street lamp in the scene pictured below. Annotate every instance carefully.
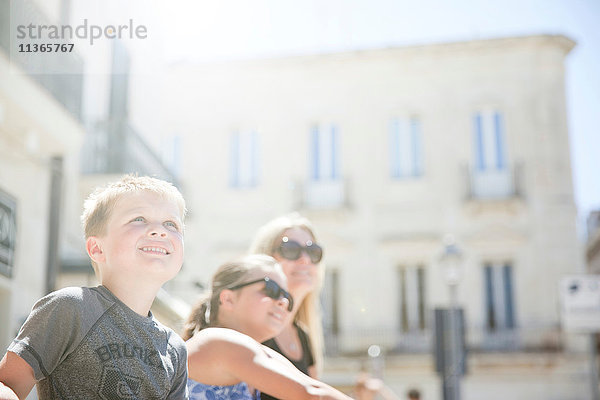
[440,236,463,305]
[367,344,383,378]
[438,235,464,400]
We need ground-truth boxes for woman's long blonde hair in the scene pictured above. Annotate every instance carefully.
[182,254,280,341]
[248,213,324,374]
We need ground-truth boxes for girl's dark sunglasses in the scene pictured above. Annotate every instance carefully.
[275,237,323,264]
[228,277,294,312]
[275,236,323,264]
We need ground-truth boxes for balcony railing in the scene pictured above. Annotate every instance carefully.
[463,162,524,200]
[323,324,563,357]
[324,327,410,356]
[294,178,349,210]
[469,325,562,352]
[81,119,179,186]
[0,0,84,121]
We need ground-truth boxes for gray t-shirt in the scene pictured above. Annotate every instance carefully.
[8,286,188,399]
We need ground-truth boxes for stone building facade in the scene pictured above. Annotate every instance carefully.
[161,34,587,399]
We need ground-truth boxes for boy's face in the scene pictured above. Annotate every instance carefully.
[89,191,184,284]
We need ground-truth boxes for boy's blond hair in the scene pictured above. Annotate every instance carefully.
[81,174,186,275]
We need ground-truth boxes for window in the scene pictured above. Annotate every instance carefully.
[389,116,423,178]
[109,41,130,119]
[310,124,340,181]
[398,265,427,332]
[161,135,182,178]
[229,130,259,188]
[321,269,340,335]
[470,110,514,198]
[484,262,515,331]
[473,110,506,172]
[0,288,9,350]
[0,189,17,278]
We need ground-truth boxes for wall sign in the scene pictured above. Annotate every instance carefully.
[0,189,17,278]
[559,275,600,333]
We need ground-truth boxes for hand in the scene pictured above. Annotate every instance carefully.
[353,373,400,400]
[354,374,382,400]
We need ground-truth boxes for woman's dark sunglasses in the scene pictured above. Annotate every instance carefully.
[228,277,294,312]
[275,237,323,264]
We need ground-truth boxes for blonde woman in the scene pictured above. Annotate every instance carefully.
[182,254,352,400]
[249,213,325,393]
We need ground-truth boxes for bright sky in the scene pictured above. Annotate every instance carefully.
[157,0,600,229]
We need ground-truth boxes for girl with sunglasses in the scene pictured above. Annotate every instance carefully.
[182,254,352,400]
[249,213,325,396]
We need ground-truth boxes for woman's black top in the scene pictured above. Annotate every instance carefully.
[260,324,314,400]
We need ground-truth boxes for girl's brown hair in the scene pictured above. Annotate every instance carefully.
[182,254,279,341]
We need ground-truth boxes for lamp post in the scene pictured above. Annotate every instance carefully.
[439,235,464,400]
[367,344,383,378]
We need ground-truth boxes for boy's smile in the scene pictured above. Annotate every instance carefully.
[140,247,169,255]
[138,234,175,256]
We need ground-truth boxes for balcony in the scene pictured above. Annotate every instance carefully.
[469,325,562,353]
[295,178,348,210]
[0,0,84,121]
[323,325,562,357]
[81,120,178,186]
[463,162,524,201]
[324,327,417,356]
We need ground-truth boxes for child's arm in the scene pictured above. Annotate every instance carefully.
[0,351,36,400]
[188,328,353,400]
[252,346,353,400]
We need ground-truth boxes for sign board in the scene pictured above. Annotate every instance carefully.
[559,275,600,333]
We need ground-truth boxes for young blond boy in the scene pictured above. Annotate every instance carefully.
[0,175,188,399]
